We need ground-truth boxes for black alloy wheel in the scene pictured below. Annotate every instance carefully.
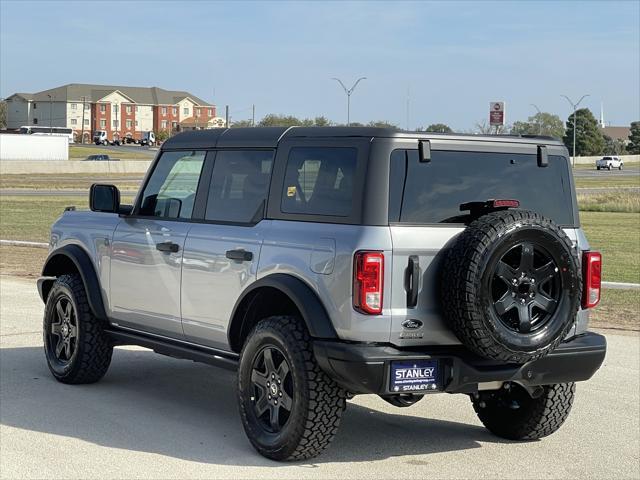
[490,242,561,334]
[47,295,78,365]
[250,345,294,433]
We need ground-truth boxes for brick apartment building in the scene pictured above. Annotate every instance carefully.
[5,83,218,142]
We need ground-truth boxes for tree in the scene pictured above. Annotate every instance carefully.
[510,112,565,139]
[474,119,509,135]
[313,116,332,127]
[563,108,604,156]
[0,100,6,129]
[628,121,640,154]
[258,114,304,127]
[424,123,453,133]
[155,130,170,142]
[230,119,253,128]
[366,120,400,130]
[602,135,627,155]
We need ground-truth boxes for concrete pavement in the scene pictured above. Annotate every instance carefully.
[0,275,638,479]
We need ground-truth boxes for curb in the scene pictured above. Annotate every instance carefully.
[0,240,49,249]
[602,281,640,290]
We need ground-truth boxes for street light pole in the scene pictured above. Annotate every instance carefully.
[332,77,366,126]
[530,103,542,135]
[561,94,590,166]
[47,94,53,133]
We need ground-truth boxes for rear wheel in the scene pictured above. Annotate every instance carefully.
[43,274,113,384]
[472,382,575,440]
[237,316,346,460]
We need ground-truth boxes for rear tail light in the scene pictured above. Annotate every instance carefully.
[353,251,384,314]
[582,251,602,309]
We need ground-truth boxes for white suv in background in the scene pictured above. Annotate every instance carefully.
[596,156,623,170]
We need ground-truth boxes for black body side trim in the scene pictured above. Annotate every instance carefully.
[106,328,238,371]
[313,332,607,394]
[228,273,338,345]
[39,244,107,320]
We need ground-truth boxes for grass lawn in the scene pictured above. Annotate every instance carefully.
[577,190,640,213]
[580,211,640,284]
[590,288,639,331]
[69,146,154,161]
[575,176,640,189]
[0,173,143,191]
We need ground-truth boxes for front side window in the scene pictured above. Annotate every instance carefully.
[281,147,357,217]
[205,150,274,224]
[138,151,206,219]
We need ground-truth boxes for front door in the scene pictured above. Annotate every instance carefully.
[181,149,275,349]
[110,149,207,337]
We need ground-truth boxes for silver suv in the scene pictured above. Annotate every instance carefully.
[38,127,606,460]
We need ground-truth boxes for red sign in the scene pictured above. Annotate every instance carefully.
[489,102,505,126]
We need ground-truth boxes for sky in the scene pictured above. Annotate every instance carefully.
[1,0,638,131]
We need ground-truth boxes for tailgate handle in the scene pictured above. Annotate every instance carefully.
[405,255,420,308]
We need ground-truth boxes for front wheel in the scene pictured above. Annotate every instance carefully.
[237,316,347,461]
[472,382,575,440]
[43,274,113,384]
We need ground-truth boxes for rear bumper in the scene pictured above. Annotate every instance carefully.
[313,332,606,395]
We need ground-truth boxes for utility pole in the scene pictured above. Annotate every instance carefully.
[47,94,53,133]
[331,77,367,126]
[225,105,229,128]
[252,104,255,127]
[80,96,86,144]
[406,86,411,131]
[114,103,119,143]
[561,94,590,166]
[530,103,542,135]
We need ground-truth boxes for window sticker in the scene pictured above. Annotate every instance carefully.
[287,186,297,197]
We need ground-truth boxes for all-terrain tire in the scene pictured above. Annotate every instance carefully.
[237,316,347,461]
[43,274,113,384]
[472,383,575,440]
[440,209,581,364]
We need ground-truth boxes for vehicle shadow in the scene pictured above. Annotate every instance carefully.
[0,346,507,466]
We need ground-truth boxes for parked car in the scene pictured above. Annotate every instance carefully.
[596,156,623,170]
[83,154,111,161]
[38,127,606,461]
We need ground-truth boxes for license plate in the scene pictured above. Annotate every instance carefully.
[390,360,440,392]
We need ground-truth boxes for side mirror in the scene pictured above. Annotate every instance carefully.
[90,184,120,213]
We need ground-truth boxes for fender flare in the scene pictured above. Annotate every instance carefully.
[228,273,338,349]
[39,244,107,320]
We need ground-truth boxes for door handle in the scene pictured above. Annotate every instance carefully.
[405,255,419,308]
[156,241,180,253]
[226,249,253,262]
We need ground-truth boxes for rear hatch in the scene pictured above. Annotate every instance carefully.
[388,143,578,347]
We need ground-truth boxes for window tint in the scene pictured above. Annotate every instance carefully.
[139,150,206,219]
[390,150,574,225]
[281,147,357,217]
[205,150,274,224]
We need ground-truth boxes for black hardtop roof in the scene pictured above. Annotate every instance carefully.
[160,126,564,150]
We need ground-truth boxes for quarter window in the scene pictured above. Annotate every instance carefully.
[281,147,357,217]
[138,151,206,219]
[205,150,274,224]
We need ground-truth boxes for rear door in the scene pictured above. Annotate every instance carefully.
[181,149,274,349]
[388,144,577,347]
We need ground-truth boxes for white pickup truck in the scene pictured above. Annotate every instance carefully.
[596,156,623,170]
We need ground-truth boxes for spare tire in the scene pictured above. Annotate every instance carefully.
[440,210,581,364]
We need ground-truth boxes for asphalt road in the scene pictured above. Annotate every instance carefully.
[0,276,638,479]
[573,167,640,178]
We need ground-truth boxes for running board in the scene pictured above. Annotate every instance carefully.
[105,328,239,371]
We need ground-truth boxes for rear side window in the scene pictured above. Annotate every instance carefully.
[205,150,274,224]
[390,150,575,226]
[281,147,357,217]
